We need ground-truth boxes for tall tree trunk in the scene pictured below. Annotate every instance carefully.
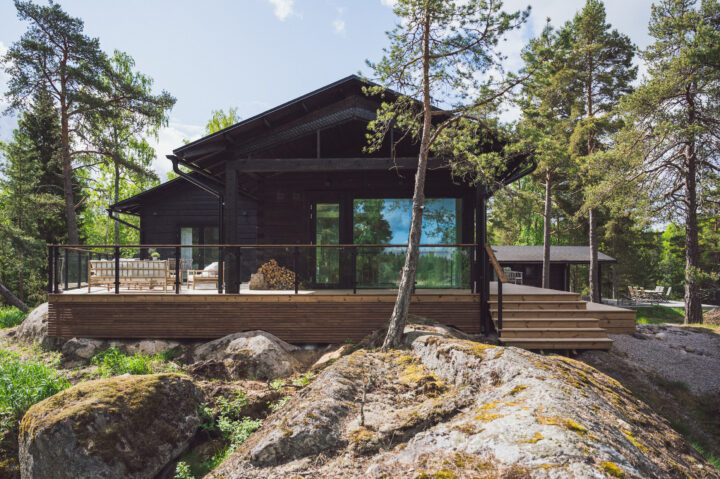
[382,7,431,350]
[114,160,120,245]
[684,145,702,324]
[0,283,29,312]
[60,102,79,244]
[542,170,552,289]
[588,207,600,302]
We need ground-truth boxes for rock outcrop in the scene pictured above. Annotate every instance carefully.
[19,373,203,479]
[190,331,301,380]
[208,324,719,479]
[16,303,64,350]
[61,337,182,366]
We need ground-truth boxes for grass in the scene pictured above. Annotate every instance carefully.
[90,348,179,378]
[632,305,720,332]
[651,375,720,471]
[633,305,685,324]
[0,349,69,431]
[0,307,27,329]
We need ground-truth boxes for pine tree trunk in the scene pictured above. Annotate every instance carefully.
[542,170,552,289]
[382,7,431,350]
[588,208,600,302]
[114,160,120,245]
[60,102,79,244]
[684,145,702,324]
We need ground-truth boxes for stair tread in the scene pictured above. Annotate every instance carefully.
[501,337,613,343]
[489,300,586,304]
[494,317,601,321]
[500,327,606,332]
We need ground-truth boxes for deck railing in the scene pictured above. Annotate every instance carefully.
[48,243,478,295]
[485,243,505,332]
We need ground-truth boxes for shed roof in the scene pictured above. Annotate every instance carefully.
[492,246,616,264]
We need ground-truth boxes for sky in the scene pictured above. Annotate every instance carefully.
[0,0,654,180]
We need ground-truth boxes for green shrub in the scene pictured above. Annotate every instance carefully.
[173,461,194,479]
[0,349,69,430]
[268,396,289,412]
[269,378,286,390]
[90,348,178,377]
[0,307,27,329]
[292,372,314,387]
[180,394,261,478]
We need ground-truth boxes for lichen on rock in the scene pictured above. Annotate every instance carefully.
[19,373,203,479]
[204,323,719,479]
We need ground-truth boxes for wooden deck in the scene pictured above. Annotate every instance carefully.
[47,283,636,347]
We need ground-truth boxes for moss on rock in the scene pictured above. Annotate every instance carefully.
[19,373,203,479]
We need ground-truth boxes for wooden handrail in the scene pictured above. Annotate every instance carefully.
[50,243,479,248]
[484,244,506,283]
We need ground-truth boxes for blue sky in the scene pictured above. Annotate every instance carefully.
[0,0,653,179]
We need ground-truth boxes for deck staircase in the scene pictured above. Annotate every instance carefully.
[490,291,614,350]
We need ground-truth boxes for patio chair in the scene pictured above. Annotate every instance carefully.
[661,286,672,303]
[187,262,225,289]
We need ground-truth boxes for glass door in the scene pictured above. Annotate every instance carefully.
[315,203,340,286]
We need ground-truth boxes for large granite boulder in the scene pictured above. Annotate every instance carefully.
[190,331,301,381]
[16,303,64,350]
[19,373,203,479]
[208,325,718,479]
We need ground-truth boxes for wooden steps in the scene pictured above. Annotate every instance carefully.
[490,300,587,310]
[491,294,623,351]
[500,337,613,350]
[500,327,606,338]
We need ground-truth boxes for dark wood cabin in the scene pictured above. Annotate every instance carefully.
[493,246,617,294]
[49,76,637,348]
[110,75,534,293]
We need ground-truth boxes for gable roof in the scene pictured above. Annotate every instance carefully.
[492,246,616,264]
[173,75,401,166]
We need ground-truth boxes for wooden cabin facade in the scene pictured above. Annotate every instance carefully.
[48,76,636,349]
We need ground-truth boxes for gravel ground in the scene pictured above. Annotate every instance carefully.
[608,324,720,395]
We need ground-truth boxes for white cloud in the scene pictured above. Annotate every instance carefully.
[148,120,204,181]
[268,0,296,21]
[380,0,396,7]
[332,8,346,35]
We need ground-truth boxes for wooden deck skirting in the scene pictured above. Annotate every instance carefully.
[48,293,482,343]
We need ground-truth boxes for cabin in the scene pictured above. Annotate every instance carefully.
[47,75,635,350]
[494,246,618,297]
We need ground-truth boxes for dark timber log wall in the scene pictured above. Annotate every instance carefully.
[47,294,481,342]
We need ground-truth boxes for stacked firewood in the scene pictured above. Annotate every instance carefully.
[257,259,296,290]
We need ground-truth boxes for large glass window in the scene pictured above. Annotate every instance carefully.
[315,203,340,285]
[180,226,219,269]
[353,198,467,289]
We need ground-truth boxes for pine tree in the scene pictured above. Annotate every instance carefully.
[618,0,720,323]
[367,0,533,348]
[3,1,174,244]
[559,0,636,302]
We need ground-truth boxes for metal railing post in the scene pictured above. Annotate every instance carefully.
[218,246,224,294]
[114,246,120,294]
[351,247,357,294]
[77,250,82,287]
[64,248,69,290]
[237,248,242,294]
[293,246,299,294]
[175,246,181,294]
[54,246,60,293]
[497,278,503,332]
[47,246,54,293]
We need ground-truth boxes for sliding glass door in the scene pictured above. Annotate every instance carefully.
[314,203,340,286]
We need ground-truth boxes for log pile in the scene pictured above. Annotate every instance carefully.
[255,259,296,290]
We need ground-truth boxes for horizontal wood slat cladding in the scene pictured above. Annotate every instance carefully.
[47,294,481,342]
